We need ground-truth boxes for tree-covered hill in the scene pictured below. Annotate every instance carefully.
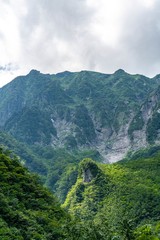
[0,147,73,239]
[0,130,102,202]
[1,145,160,239]
[63,155,160,239]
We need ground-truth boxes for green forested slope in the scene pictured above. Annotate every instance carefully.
[64,156,160,239]
[1,140,160,239]
[0,148,72,239]
[0,130,102,202]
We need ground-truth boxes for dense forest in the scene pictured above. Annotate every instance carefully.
[0,146,160,239]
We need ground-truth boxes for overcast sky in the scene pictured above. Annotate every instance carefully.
[0,0,160,87]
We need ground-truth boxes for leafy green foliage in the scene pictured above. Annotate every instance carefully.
[4,106,57,145]
[1,133,160,239]
[0,148,71,239]
[64,155,160,238]
[0,130,103,203]
[124,145,160,161]
[31,146,102,202]
[64,159,111,219]
[135,222,160,240]
[78,158,100,178]
[0,131,47,176]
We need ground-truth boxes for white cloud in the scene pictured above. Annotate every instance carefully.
[0,0,160,87]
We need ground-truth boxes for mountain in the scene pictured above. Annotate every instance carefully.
[63,156,160,239]
[1,69,160,239]
[1,69,160,163]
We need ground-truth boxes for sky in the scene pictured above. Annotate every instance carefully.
[0,0,160,87]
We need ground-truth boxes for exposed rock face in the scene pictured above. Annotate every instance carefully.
[83,168,93,183]
[48,93,160,162]
[49,112,146,163]
[80,158,100,183]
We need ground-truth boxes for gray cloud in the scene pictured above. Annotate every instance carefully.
[117,0,160,75]
[1,0,160,84]
[0,63,18,72]
[16,0,93,72]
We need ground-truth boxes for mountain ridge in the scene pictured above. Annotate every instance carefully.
[1,69,160,162]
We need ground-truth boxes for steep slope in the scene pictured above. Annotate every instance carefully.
[0,130,47,176]
[0,148,72,239]
[1,146,160,239]
[63,156,160,239]
[0,130,102,202]
[0,69,160,162]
